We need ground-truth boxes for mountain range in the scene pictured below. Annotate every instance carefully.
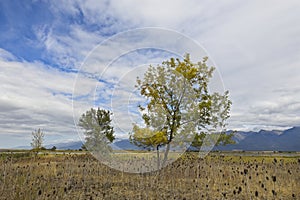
[215,126,300,151]
[13,127,300,151]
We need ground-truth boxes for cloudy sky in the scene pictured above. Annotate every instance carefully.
[0,0,300,148]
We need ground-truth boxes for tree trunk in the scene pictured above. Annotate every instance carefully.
[156,145,160,170]
[162,142,170,167]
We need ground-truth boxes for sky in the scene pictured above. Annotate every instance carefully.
[0,0,300,148]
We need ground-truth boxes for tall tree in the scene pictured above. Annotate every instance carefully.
[131,54,233,168]
[78,107,115,154]
[31,128,45,150]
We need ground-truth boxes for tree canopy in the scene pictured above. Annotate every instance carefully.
[130,124,168,151]
[78,107,115,154]
[31,128,45,150]
[130,54,234,168]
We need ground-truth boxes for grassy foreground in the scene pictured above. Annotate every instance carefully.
[0,151,299,199]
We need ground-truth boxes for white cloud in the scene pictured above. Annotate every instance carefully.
[98,0,300,130]
[184,1,300,131]
[0,48,16,61]
[1,0,300,147]
[0,49,79,147]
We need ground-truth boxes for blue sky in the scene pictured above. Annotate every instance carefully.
[0,0,300,148]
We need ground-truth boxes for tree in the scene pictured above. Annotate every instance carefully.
[130,54,233,168]
[31,128,45,150]
[50,146,57,151]
[130,124,168,169]
[81,144,87,151]
[78,107,115,154]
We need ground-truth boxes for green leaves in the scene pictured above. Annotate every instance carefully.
[132,53,233,153]
[78,107,115,153]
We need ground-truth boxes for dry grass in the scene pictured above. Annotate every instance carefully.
[0,152,299,199]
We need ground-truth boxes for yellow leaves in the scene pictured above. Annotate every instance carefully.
[174,59,198,80]
[186,67,198,80]
[153,130,168,144]
[131,125,168,147]
[133,53,231,151]
[170,57,175,67]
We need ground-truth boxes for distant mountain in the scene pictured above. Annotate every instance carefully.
[277,127,300,151]
[110,139,144,150]
[13,141,84,150]
[215,127,300,151]
[12,127,300,151]
[13,139,142,151]
[47,139,144,150]
[45,141,84,150]
[13,145,31,150]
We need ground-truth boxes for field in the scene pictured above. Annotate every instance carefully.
[0,151,299,199]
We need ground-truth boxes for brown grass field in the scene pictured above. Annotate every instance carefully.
[0,151,299,199]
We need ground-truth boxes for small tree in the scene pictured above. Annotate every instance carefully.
[130,54,233,168]
[78,107,115,154]
[81,144,87,151]
[130,124,167,169]
[50,146,57,151]
[31,128,45,150]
